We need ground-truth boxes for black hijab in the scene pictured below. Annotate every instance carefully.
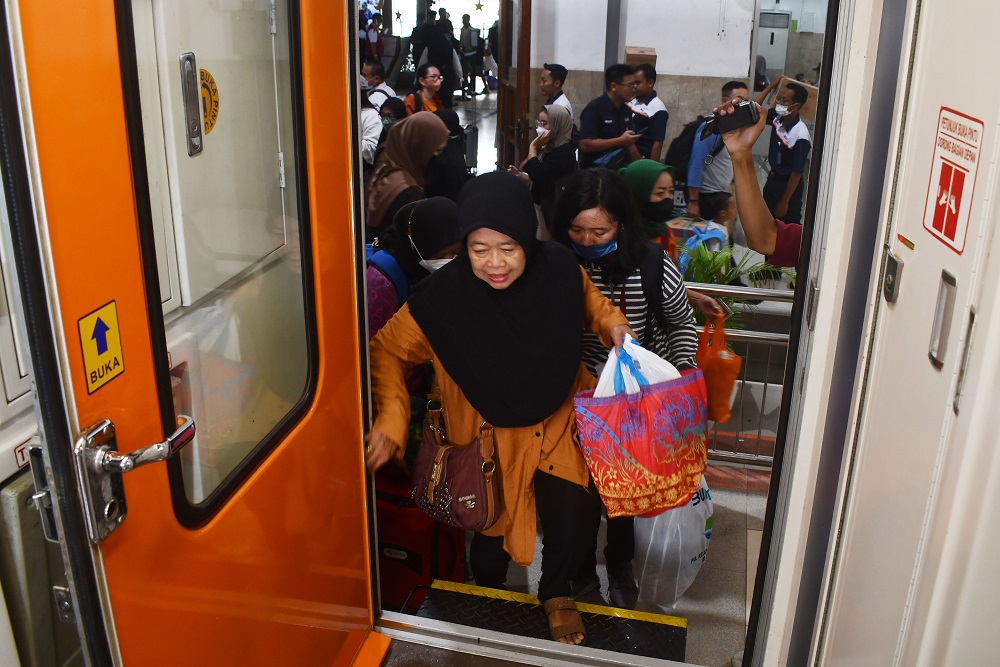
[409,172,585,427]
[379,197,461,281]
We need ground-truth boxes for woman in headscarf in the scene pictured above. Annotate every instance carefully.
[618,158,677,256]
[366,172,635,645]
[424,109,471,201]
[508,104,577,239]
[365,113,449,242]
[377,97,407,147]
[367,197,462,338]
[619,160,723,319]
[550,168,698,609]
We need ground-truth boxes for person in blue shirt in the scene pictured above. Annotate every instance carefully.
[686,81,749,220]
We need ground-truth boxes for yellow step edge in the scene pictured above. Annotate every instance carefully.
[430,580,687,629]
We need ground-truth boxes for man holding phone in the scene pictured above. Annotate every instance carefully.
[717,100,802,267]
[578,64,642,169]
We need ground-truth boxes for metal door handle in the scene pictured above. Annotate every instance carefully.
[100,415,195,473]
[74,416,196,543]
[928,270,957,369]
[179,52,203,156]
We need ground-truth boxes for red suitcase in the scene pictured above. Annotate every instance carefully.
[375,468,466,612]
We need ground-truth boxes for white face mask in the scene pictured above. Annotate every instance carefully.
[536,127,548,138]
[409,233,454,273]
[419,257,453,273]
[774,104,791,117]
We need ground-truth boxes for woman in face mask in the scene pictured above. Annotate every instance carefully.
[367,197,462,339]
[423,109,472,201]
[507,104,577,239]
[551,167,698,610]
[378,98,407,139]
[618,158,678,257]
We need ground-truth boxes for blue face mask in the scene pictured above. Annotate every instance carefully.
[571,239,618,260]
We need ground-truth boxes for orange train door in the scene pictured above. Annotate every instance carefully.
[5,1,385,665]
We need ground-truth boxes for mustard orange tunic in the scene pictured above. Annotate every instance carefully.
[370,267,628,565]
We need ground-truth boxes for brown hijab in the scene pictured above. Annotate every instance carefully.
[366,113,449,230]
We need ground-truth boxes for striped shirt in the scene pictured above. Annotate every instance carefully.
[581,256,698,376]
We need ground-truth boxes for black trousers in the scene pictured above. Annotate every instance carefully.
[763,172,804,224]
[470,471,602,602]
[575,510,635,581]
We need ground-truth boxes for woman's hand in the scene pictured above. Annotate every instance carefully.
[507,165,530,183]
[611,324,638,349]
[364,429,399,472]
[687,289,724,319]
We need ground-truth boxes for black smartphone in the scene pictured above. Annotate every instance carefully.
[700,101,760,140]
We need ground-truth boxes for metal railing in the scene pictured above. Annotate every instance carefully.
[688,283,795,468]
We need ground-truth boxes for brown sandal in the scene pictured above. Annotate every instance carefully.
[543,597,585,644]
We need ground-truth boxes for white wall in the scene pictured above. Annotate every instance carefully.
[530,0,608,71]
[623,0,756,77]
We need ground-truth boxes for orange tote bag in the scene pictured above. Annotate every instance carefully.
[695,314,742,423]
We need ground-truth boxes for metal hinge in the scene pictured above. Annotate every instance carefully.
[269,0,277,34]
[52,586,75,623]
[805,278,819,331]
[277,151,286,188]
[28,437,59,543]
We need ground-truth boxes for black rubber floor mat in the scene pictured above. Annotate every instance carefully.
[416,581,686,662]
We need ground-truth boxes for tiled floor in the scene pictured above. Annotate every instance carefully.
[452,92,500,175]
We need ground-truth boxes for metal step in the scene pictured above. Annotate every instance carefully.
[416,581,687,663]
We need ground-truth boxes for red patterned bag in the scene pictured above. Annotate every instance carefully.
[574,351,708,518]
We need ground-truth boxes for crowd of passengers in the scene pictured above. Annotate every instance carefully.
[359,24,810,644]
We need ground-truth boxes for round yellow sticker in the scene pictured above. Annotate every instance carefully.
[200,68,220,134]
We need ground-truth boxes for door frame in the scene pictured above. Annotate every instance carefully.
[0,1,116,662]
[496,0,531,168]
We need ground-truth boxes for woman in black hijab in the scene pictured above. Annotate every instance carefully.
[366,172,634,645]
[424,109,471,201]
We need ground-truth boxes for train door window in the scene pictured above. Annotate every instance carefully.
[132,0,310,510]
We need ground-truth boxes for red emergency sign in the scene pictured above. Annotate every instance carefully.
[922,107,984,254]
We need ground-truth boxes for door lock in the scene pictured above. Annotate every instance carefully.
[75,416,195,543]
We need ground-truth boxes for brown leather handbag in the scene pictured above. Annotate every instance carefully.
[412,401,502,532]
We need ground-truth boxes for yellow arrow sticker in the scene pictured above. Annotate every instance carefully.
[78,301,125,394]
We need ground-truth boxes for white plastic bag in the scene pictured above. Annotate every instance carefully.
[594,335,681,398]
[633,475,713,608]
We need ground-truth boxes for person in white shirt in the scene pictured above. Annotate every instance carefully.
[362,59,396,111]
[626,64,668,161]
[540,63,573,118]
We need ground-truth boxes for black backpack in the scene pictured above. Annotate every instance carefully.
[663,115,724,184]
